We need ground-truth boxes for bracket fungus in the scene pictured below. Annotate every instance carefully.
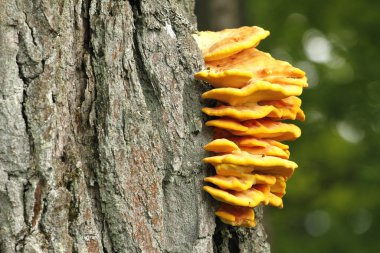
[193,26,270,61]
[202,96,305,121]
[194,25,307,227]
[195,47,307,88]
[215,204,256,227]
[206,118,301,141]
[202,81,303,106]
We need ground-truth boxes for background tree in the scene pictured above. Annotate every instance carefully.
[0,0,270,252]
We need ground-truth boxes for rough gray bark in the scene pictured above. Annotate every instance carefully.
[0,0,270,252]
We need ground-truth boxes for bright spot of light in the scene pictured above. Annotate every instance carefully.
[304,209,331,237]
[336,121,365,144]
[303,30,332,63]
[352,208,372,235]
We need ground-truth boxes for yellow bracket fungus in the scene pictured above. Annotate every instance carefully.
[267,192,284,208]
[204,174,276,191]
[204,138,240,153]
[204,136,289,158]
[214,163,255,177]
[193,25,307,227]
[213,162,294,178]
[203,185,266,207]
[215,204,256,227]
[202,96,305,121]
[240,146,290,159]
[202,81,303,106]
[193,26,270,61]
[195,47,307,88]
[206,118,301,141]
[227,136,289,150]
[270,176,287,197]
[203,151,298,175]
[205,118,249,132]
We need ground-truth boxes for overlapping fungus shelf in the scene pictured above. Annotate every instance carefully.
[194,26,307,227]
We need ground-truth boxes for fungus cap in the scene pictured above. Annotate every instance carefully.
[202,104,275,121]
[203,151,298,176]
[214,163,255,177]
[193,26,270,61]
[267,192,284,208]
[231,119,301,141]
[195,69,253,88]
[204,175,256,191]
[270,176,287,196]
[202,96,304,121]
[260,76,308,88]
[214,135,289,150]
[205,118,248,132]
[204,138,240,153]
[207,118,301,141]
[240,146,290,159]
[261,96,305,121]
[209,159,296,178]
[202,81,303,106]
[195,47,307,88]
[215,204,256,227]
[204,174,276,191]
[203,185,266,207]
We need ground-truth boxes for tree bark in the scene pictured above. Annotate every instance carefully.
[0,0,270,252]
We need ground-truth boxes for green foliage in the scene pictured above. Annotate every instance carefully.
[244,0,380,251]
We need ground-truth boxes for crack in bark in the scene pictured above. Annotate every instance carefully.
[129,3,162,111]
[17,37,32,153]
[128,0,142,15]
[31,179,43,228]
[82,1,116,253]
[20,87,32,150]
[127,0,176,176]
[24,12,37,47]
[82,0,92,53]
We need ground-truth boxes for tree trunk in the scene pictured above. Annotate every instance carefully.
[0,0,270,252]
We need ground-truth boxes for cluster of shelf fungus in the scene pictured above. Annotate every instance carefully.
[193,26,308,227]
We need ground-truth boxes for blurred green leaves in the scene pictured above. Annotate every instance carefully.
[195,0,380,250]
[243,0,380,252]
